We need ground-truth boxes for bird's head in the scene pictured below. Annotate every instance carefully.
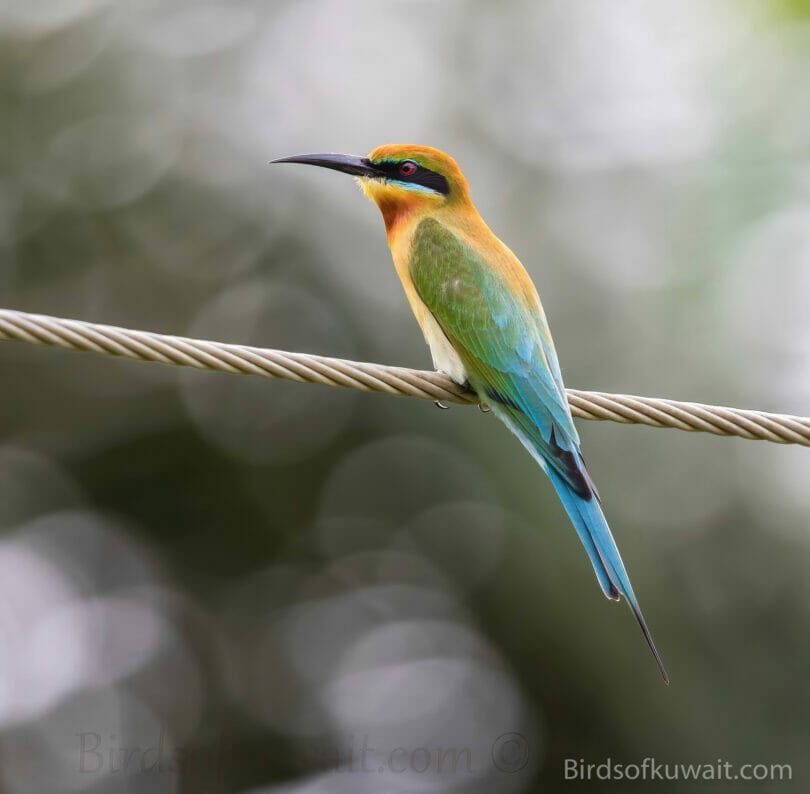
[272,144,470,230]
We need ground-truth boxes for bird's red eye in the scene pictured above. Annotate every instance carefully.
[399,160,417,177]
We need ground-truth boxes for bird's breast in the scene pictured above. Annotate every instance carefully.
[386,216,468,385]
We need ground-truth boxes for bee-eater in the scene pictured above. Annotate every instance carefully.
[273,145,668,682]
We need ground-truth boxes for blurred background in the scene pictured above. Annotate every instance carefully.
[1,0,809,791]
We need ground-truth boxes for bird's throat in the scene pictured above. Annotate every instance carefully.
[360,179,439,236]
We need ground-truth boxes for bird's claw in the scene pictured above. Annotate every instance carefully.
[434,400,450,410]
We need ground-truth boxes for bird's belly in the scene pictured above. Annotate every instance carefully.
[421,311,468,385]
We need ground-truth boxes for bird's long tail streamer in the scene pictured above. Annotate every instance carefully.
[546,468,669,683]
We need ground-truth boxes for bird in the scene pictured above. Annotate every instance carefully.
[272,145,668,683]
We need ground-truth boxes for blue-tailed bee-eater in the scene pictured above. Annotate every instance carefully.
[273,145,668,682]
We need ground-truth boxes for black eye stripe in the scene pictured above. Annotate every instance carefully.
[374,160,450,196]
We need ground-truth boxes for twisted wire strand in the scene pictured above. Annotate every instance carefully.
[1,308,808,447]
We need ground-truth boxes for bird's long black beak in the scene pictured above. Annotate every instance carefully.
[270,153,380,178]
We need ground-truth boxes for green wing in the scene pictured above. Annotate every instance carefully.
[410,218,590,496]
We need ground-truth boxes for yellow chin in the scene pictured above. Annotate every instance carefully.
[356,176,382,203]
[356,177,443,207]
